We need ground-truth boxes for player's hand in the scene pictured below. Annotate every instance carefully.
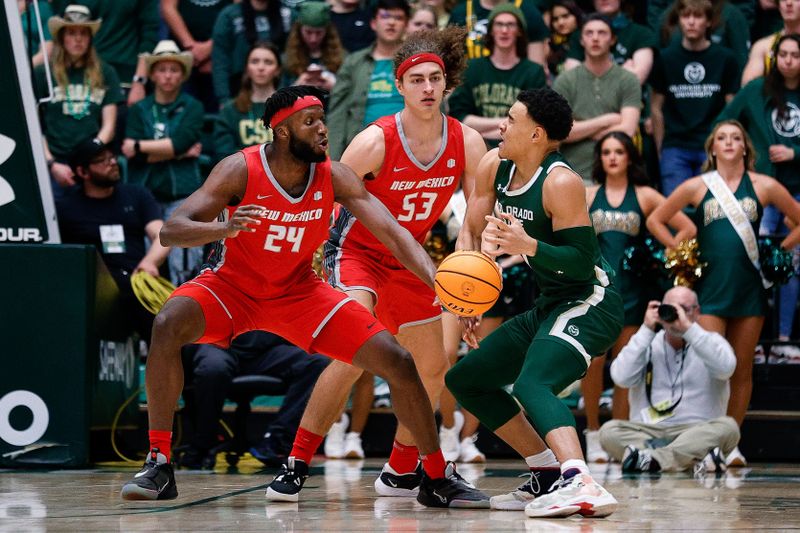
[226,204,267,238]
[460,315,481,349]
[483,212,536,257]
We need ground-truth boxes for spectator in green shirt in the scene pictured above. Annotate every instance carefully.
[35,5,122,193]
[160,0,234,111]
[552,14,642,182]
[52,0,160,105]
[211,0,288,104]
[283,1,344,92]
[563,0,657,84]
[214,41,281,161]
[122,40,205,283]
[448,3,546,148]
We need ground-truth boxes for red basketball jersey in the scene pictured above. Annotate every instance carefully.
[329,113,465,260]
[207,144,334,298]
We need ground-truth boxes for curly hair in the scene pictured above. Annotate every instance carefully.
[284,22,345,77]
[262,85,327,129]
[516,88,573,141]
[592,132,649,185]
[393,26,467,92]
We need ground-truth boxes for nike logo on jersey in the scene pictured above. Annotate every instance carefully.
[393,166,407,172]
[257,194,272,200]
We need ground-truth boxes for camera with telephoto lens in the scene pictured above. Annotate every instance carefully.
[657,303,678,322]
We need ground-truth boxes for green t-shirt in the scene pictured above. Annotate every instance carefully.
[52,0,160,82]
[213,100,271,162]
[34,61,123,160]
[177,0,233,42]
[125,93,205,202]
[448,56,546,147]
[552,64,642,182]
[362,59,404,127]
[567,15,657,66]
[449,0,549,59]
[650,42,740,149]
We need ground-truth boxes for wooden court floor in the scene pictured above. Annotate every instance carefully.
[2,458,800,531]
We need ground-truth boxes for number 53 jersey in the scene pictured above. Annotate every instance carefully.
[328,112,465,264]
[207,144,335,298]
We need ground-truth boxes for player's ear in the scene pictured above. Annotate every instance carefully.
[274,125,290,140]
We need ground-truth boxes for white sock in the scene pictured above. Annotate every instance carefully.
[525,449,559,469]
[560,459,589,475]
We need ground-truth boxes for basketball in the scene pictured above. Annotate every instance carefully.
[435,251,503,317]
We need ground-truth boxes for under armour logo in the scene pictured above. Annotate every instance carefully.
[0,134,17,207]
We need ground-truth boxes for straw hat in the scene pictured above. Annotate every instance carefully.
[141,40,194,81]
[48,5,102,37]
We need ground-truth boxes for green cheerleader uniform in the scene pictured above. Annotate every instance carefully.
[692,172,768,317]
[590,183,648,325]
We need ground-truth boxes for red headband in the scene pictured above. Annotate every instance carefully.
[269,95,323,128]
[396,53,445,80]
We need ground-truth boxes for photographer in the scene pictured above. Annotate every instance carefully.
[598,286,740,473]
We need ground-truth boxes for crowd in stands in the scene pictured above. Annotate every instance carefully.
[21,0,800,467]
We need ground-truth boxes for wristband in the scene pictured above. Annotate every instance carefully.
[134,140,141,154]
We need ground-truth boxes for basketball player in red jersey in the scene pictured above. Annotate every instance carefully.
[120,86,487,508]
[266,29,489,505]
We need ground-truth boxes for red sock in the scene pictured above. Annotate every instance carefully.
[421,449,446,479]
[148,430,172,462]
[388,440,420,474]
[290,427,324,465]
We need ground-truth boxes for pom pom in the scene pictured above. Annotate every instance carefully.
[759,237,796,285]
[665,238,706,288]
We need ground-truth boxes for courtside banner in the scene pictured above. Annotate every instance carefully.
[0,0,59,243]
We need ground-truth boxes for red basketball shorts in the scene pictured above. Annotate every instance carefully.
[168,270,386,363]
[325,248,440,334]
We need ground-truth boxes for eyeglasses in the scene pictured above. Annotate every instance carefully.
[494,21,519,29]
[377,10,406,21]
[89,154,117,166]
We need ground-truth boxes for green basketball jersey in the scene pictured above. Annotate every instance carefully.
[493,151,614,311]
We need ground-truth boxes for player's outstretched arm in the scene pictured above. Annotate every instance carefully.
[160,153,259,248]
[331,161,437,289]
[456,148,500,253]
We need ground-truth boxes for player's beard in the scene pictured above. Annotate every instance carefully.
[289,136,326,163]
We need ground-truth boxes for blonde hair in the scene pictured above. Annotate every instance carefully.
[51,27,105,91]
[702,119,757,172]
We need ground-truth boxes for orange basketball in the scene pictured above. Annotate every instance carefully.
[435,251,502,317]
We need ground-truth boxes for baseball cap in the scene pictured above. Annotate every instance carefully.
[68,137,109,171]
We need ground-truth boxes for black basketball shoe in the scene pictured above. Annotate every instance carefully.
[120,449,178,501]
[374,462,423,496]
[417,462,490,508]
[265,457,309,502]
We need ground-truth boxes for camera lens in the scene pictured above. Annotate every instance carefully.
[658,304,678,322]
